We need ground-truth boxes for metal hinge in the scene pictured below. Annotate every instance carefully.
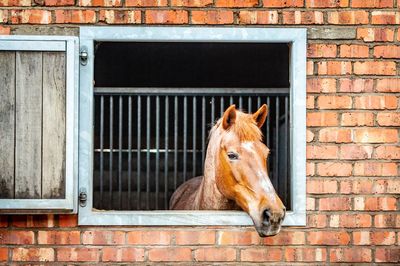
[80,47,88,66]
[79,188,87,207]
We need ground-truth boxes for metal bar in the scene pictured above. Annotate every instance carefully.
[229,96,233,105]
[136,96,141,210]
[127,96,132,210]
[174,96,178,190]
[94,87,290,95]
[220,96,224,116]
[275,96,279,189]
[211,96,215,124]
[99,96,104,209]
[239,96,243,109]
[257,96,261,108]
[248,96,252,112]
[192,97,197,179]
[155,96,160,209]
[146,96,150,210]
[266,97,271,147]
[164,96,169,210]
[118,96,123,209]
[201,96,206,170]
[183,96,187,183]
[109,96,113,210]
[285,95,289,206]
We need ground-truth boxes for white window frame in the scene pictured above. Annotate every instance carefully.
[0,35,79,213]
[78,27,306,226]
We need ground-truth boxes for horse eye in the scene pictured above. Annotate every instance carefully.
[227,152,239,160]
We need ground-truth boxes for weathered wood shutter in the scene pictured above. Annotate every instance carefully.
[0,36,78,213]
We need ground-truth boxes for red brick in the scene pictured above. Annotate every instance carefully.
[307,145,338,159]
[58,215,77,227]
[354,95,397,110]
[330,248,371,262]
[0,0,30,6]
[307,112,338,127]
[215,0,258,7]
[307,179,337,194]
[307,44,336,58]
[371,11,400,24]
[0,230,34,244]
[194,248,236,261]
[307,162,315,176]
[307,78,336,93]
[340,45,369,58]
[318,96,352,109]
[191,10,233,24]
[54,10,96,24]
[307,61,314,75]
[354,61,396,75]
[145,10,188,24]
[307,214,327,228]
[308,231,350,245]
[319,128,352,143]
[125,0,167,6]
[45,0,75,6]
[319,197,351,211]
[263,231,305,245]
[307,197,316,210]
[377,112,400,126]
[339,145,373,160]
[375,214,400,228]
[329,214,372,228]
[282,11,324,24]
[12,248,54,262]
[374,179,400,194]
[11,215,54,227]
[353,231,396,245]
[306,0,348,7]
[352,179,374,194]
[307,95,315,109]
[374,45,400,58]
[263,0,304,7]
[357,28,394,42]
[353,128,398,143]
[354,196,397,211]
[339,79,373,93]
[171,0,212,6]
[176,231,216,245]
[352,0,393,7]
[375,248,400,262]
[10,10,51,24]
[239,11,278,24]
[127,231,171,245]
[148,248,191,262]
[354,162,398,176]
[38,231,80,245]
[317,61,352,75]
[0,25,10,34]
[102,247,145,262]
[306,129,315,142]
[285,247,326,262]
[327,11,369,24]
[341,112,374,126]
[57,248,101,262]
[240,248,282,261]
[99,10,141,24]
[218,230,259,245]
[376,78,400,92]
[0,248,6,261]
[374,145,400,159]
[82,231,125,245]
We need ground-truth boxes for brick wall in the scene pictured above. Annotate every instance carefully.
[0,0,399,264]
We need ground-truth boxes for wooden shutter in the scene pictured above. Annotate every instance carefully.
[0,36,78,213]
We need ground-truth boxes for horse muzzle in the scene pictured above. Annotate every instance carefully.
[255,208,286,237]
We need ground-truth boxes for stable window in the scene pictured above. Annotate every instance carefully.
[78,27,306,226]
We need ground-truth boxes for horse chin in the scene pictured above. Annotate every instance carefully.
[255,225,281,237]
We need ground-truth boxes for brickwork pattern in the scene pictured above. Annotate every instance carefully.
[0,0,399,264]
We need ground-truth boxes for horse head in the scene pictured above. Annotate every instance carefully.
[214,104,286,237]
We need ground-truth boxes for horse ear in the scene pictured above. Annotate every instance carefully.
[222,105,236,129]
[253,104,268,128]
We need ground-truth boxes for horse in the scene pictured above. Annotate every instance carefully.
[170,104,286,237]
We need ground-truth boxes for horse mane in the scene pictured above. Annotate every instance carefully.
[209,110,263,142]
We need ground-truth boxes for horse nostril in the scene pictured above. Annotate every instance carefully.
[263,209,271,224]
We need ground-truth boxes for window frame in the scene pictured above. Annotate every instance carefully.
[78,27,306,226]
[0,35,79,213]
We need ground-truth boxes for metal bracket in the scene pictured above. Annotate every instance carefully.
[79,188,87,207]
[80,47,88,66]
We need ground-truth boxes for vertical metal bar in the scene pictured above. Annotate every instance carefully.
[248,96,252,113]
[128,96,132,210]
[211,96,215,124]
[155,96,160,209]
[275,96,280,191]
[201,96,206,170]
[146,96,150,210]
[118,96,123,210]
[164,96,169,209]
[220,96,224,116]
[266,97,271,148]
[284,95,289,206]
[229,96,233,105]
[192,96,197,178]
[183,96,187,183]
[109,96,113,209]
[257,96,261,108]
[99,96,104,209]
[174,96,178,190]
[136,96,141,210]
[239,96,243,110]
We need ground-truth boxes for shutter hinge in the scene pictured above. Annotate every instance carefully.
[80,47,88,66]
[79,188,87,207]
